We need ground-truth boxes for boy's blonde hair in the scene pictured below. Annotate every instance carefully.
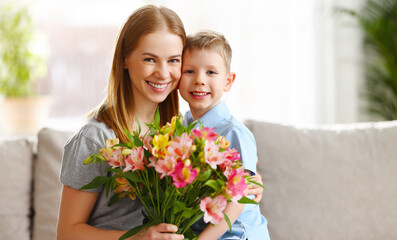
[184,30,232,72]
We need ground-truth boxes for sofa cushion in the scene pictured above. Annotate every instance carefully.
[244,120,397,240]
[32,128,73,240]
[0,137,34,240]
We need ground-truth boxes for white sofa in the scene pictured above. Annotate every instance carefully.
[1,120,396,240]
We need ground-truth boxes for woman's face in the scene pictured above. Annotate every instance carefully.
[124,30,183,106]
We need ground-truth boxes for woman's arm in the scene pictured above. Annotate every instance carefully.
[57,185,184,240]
[197,201,244,240]
[57,185,124,240]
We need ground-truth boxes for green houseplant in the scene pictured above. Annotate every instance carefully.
[0,3,49,135]
[341,0,397,120]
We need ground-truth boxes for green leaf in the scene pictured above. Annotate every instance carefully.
[105,178,113,199]
[108,192,121,206]
[119,224,146,240]
[247,179,266,190]
[119,219,162,240]
[133,135,143,147]
[181,208,197,219]
[186,120,198,133]
[83,155,95,165]
[112,143,129,148]
[79,176,108,190]
[136,116,142,133]
[173,200,186,214]
[175,118,185,137]
[186,185,200,205]
[182,227,198,240]
[238,196,259,204]
[154,107,160,125]
[223,212,232,233]
[122,171,142,183]
[125,128,135,147]
[83,153,104,165]
[197,169,212,181]
[204,179,221,191]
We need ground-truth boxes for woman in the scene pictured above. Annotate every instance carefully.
[57,5,185,240]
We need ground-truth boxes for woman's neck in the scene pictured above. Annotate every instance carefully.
[132,102,158,134]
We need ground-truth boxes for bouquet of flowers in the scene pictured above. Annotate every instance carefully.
[80,111,264,240]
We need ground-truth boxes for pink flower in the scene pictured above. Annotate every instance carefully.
[200,195,227,224]
[204,141,228,169]
[226,148,240,162]
[192,127,218,141]
[167,132,194,161]
[143,135,153,152]
[225,169,247,203]
[170,161,198,188]
[220,148,241,172]
[100,147,125,168]
[124,147,147,172]
[153,154,177,179]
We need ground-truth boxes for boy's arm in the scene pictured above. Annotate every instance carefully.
[246,172,263,202]
[197,201,244,240]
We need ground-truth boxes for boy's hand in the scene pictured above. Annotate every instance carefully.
[247,173,263,202]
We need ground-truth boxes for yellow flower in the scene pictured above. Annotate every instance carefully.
[106,138,120,148]
[216,136,230,148]
[152,134,170,158]
[114,177,136,200]
[160,115,181,135]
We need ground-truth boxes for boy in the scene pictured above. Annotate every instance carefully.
[179,30,270,240]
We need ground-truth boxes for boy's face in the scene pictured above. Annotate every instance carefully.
[179,49,235,119]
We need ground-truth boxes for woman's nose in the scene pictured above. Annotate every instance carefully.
[155,62,170,80]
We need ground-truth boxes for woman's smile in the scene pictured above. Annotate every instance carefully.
[146,80,172,92]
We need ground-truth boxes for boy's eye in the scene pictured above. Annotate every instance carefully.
[207,70,216,75]
[144,58,155,63]
[184,70,194,74]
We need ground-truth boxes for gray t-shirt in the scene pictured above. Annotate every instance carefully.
[60,119,144,230]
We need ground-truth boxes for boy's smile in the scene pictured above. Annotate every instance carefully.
[179,49,235,120]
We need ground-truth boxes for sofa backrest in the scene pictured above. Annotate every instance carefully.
[0,136,35,240]
[32,128,74,240]
[244,120,397,240]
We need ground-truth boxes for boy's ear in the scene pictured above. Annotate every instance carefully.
[223,72,236,92]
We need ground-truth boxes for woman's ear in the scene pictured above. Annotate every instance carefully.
[123,57,128,69]
[223,72,236,92]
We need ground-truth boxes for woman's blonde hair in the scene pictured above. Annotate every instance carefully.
[87,5,186,142]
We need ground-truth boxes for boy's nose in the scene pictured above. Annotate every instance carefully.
[194,74,206,86]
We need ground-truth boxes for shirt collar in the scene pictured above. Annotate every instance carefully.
[185,101,230,128]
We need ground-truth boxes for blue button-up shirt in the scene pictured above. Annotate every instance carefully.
[184,101,270,240]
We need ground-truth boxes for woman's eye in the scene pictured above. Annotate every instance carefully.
[169,58,180,63]
[144,58,155,63]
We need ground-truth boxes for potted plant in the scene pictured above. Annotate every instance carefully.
[340,0,397,120]
[0,3,50,135]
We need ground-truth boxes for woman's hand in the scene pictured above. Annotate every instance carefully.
[247,173,263,202]
[129,224,184,240]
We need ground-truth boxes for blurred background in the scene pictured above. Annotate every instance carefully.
[1,0,396,135]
